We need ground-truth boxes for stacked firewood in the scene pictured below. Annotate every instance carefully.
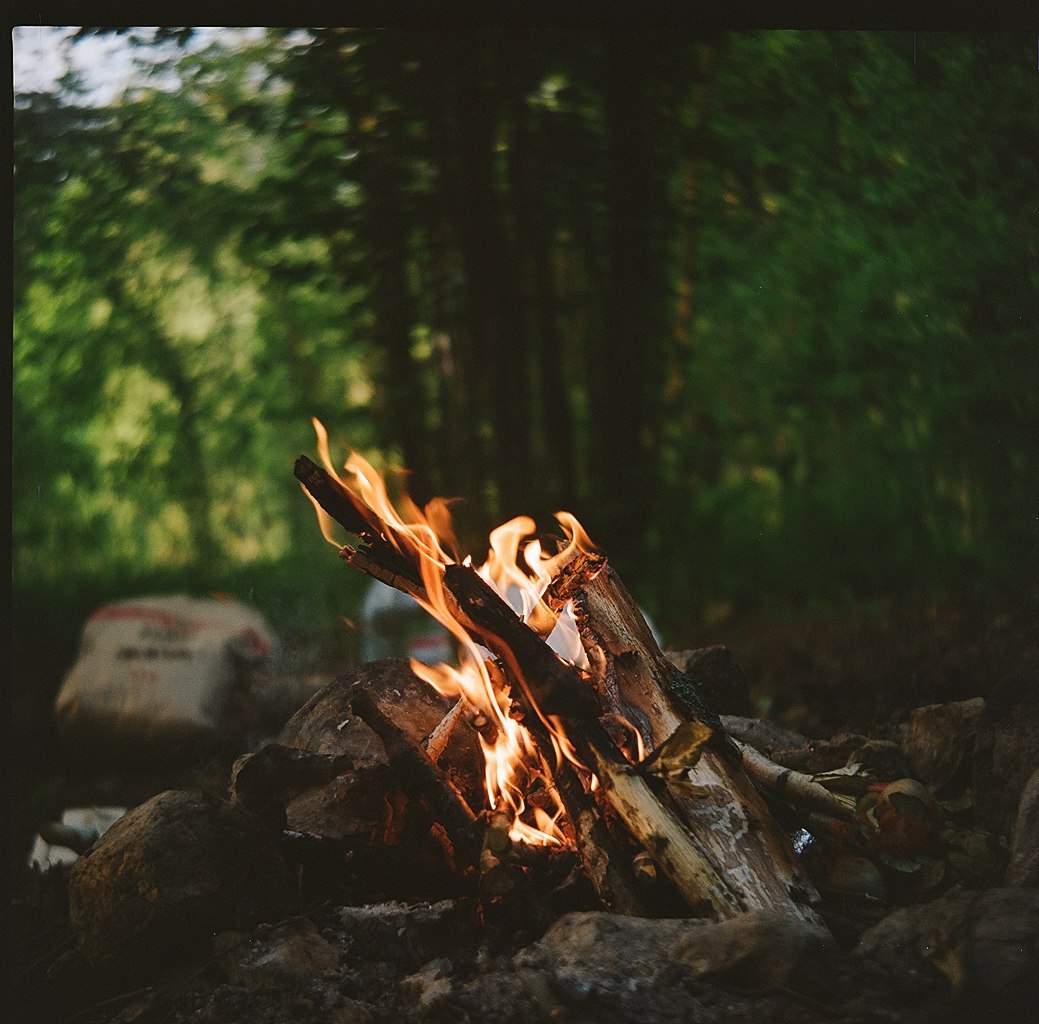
[291,455,824,924]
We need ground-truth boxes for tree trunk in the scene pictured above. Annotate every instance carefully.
[352,131,431,501]
[506,57,579,512]
[590,29,672,566]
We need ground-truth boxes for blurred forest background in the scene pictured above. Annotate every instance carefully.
[12,28,1038,730]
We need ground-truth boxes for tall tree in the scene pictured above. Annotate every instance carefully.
[587,28,681,566]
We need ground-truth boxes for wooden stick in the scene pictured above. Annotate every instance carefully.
[425,698,466,765]
[579,730,744,917]
[546,552,724,739]
[733,739,857,822]
[294,455,385,541]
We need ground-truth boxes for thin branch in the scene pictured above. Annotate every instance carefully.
[732,739,857,823]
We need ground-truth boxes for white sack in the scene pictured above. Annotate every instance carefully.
[54,594,277,756]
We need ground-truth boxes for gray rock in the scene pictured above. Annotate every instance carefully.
[720,715,809,757]
[338,900,466,968]
[673,908,839,993]
[514,910,707,990]
[399,957,453,1011]
[975,688,1039,835]
[68,789,290,980]
[903,698,988,792]
[325,998,377,1024]
[516,908,837,995]
[857,887,1039,1019]
[847,738,909,780]
[214,918,339,988]
[667,646,752,716]
[903,693,1039,837]
[449,909,915,1024]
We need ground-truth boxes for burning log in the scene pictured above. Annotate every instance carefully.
[406,576,660,915]
[254,660,489,900]
[297,457,635,902]
[348,677,483,874]
[449,567,817,922]
[545,553,823,924]
[294,452,821,924]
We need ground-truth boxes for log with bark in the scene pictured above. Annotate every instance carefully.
[545,553,822,921]
[294,455,822,925]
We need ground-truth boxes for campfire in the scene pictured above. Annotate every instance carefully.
[39,424,1036,1023]
[293,420,821,923]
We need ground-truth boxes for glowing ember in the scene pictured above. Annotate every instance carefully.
[305,418,599,845]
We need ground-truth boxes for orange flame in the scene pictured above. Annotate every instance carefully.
[309,418,599,845]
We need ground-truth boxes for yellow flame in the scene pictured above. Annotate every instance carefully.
[308,418,602,846]
[301,486,346,548]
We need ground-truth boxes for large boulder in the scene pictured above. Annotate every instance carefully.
[68,789,290,982]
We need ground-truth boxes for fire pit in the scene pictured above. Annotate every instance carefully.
[26,426,1038,1024]
[290,421,822,923]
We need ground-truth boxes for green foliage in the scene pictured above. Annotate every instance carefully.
[655,31,1037,618]
[13,28,1037,669]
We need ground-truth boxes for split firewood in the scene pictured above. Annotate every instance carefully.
[545,552,823,926]
[295,456,820,923]
[434,580,739,915]
[424,698,467,765]
[348,680,483,873]
[298,452,733,915]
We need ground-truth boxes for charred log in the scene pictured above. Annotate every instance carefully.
[348,677,483,875]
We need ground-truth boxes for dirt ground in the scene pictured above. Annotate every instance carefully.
[10,587,1038,1023]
